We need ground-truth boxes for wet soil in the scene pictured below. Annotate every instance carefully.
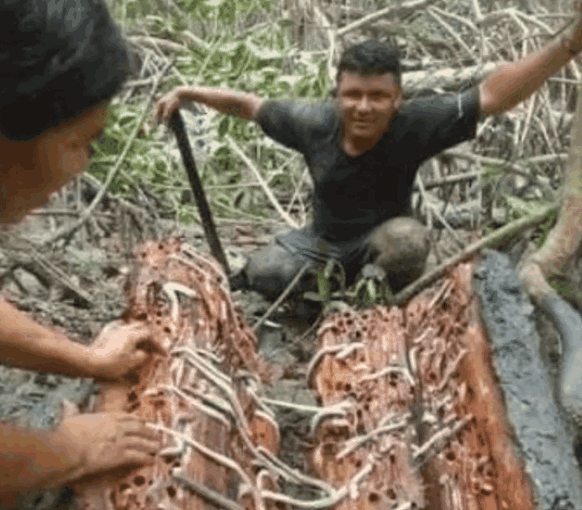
[3,204,582,509]
[475,250,582,509]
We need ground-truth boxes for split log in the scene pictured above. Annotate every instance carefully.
[77,238,279,510]
[75,239,582,510]
[308,252,582,510]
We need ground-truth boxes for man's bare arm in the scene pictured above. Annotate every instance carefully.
[480,13,582,116]
[0,297,93,378]
[0,413,159,501]
[0,424,81,501]
[0,297,160,382]
[154,86,264,123]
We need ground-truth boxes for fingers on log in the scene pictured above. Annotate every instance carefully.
[77,238,278,510]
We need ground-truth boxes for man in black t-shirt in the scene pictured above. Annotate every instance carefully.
[156,26,582,298]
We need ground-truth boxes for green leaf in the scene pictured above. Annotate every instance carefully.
[317,268,330,303]
[504,195,542,217]
[245,40,281,60]
[278,18,294,28]
[304,291,324,302]
[206,0,224,6]
[278,75,302,87]
[218,116,230,137]
[366,279,377,303]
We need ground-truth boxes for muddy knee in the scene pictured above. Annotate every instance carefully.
[367,218,430,289]
[244,244,309,296]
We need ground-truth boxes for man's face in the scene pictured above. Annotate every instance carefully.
[337,71,402,140]
[0,105,108,225]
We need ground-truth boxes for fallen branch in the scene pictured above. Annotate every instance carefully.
[402,62,498,96]
[128,35,188,54]
[393,202,559,306]
[337,0,439,37]
[226,135,299,229]
[252,262,310,332]
[0,232,93,308]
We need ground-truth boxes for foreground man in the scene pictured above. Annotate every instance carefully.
[0,0,162,503]
[156,9,582,300]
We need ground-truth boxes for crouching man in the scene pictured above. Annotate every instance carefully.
[155,9,582,300]
[0,0,162,504]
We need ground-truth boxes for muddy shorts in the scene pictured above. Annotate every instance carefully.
[275,226,370,281]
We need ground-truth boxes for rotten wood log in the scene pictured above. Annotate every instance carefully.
[76,238,278,510]
[309,254,582,510]
[72,239,582,510]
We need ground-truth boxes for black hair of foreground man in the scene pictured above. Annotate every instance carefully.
[0,0,131,141]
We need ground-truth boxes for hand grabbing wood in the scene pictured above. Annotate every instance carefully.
[88,320,166,383]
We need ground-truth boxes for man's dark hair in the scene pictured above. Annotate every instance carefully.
[336,39,401,88]
[0,0,131,141]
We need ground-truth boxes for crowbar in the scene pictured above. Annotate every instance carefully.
[169,110,230,275]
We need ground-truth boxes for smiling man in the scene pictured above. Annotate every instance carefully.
[156,13,582,298]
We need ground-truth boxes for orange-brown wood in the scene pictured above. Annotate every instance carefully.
[309,262,536,510]
[77,239,278,510]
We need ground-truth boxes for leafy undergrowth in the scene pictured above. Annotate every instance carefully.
[89,0,581,292]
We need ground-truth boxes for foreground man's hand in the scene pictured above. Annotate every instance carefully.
[88,320,166,382]
[50,412,159,489]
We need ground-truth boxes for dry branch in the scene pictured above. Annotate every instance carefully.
[227,136,300,229]
[0,231,93,308]
[402,63,498,96]
[337,0,440,37]
[393,201,559,306]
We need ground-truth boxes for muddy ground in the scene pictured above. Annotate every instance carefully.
[1,200,581,509]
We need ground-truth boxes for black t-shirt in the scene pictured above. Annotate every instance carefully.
[256,88,481,243]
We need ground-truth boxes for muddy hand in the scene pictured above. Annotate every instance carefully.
[88,320,166,382]
[49,412,159,489]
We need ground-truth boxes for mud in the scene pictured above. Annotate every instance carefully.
[474,250,582,509]
[0,368,95,510]
[4,204,582,509]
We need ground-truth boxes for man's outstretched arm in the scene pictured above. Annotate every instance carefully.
[0,297,163,382]
[155,86,264,122]
[479,7,582,116]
